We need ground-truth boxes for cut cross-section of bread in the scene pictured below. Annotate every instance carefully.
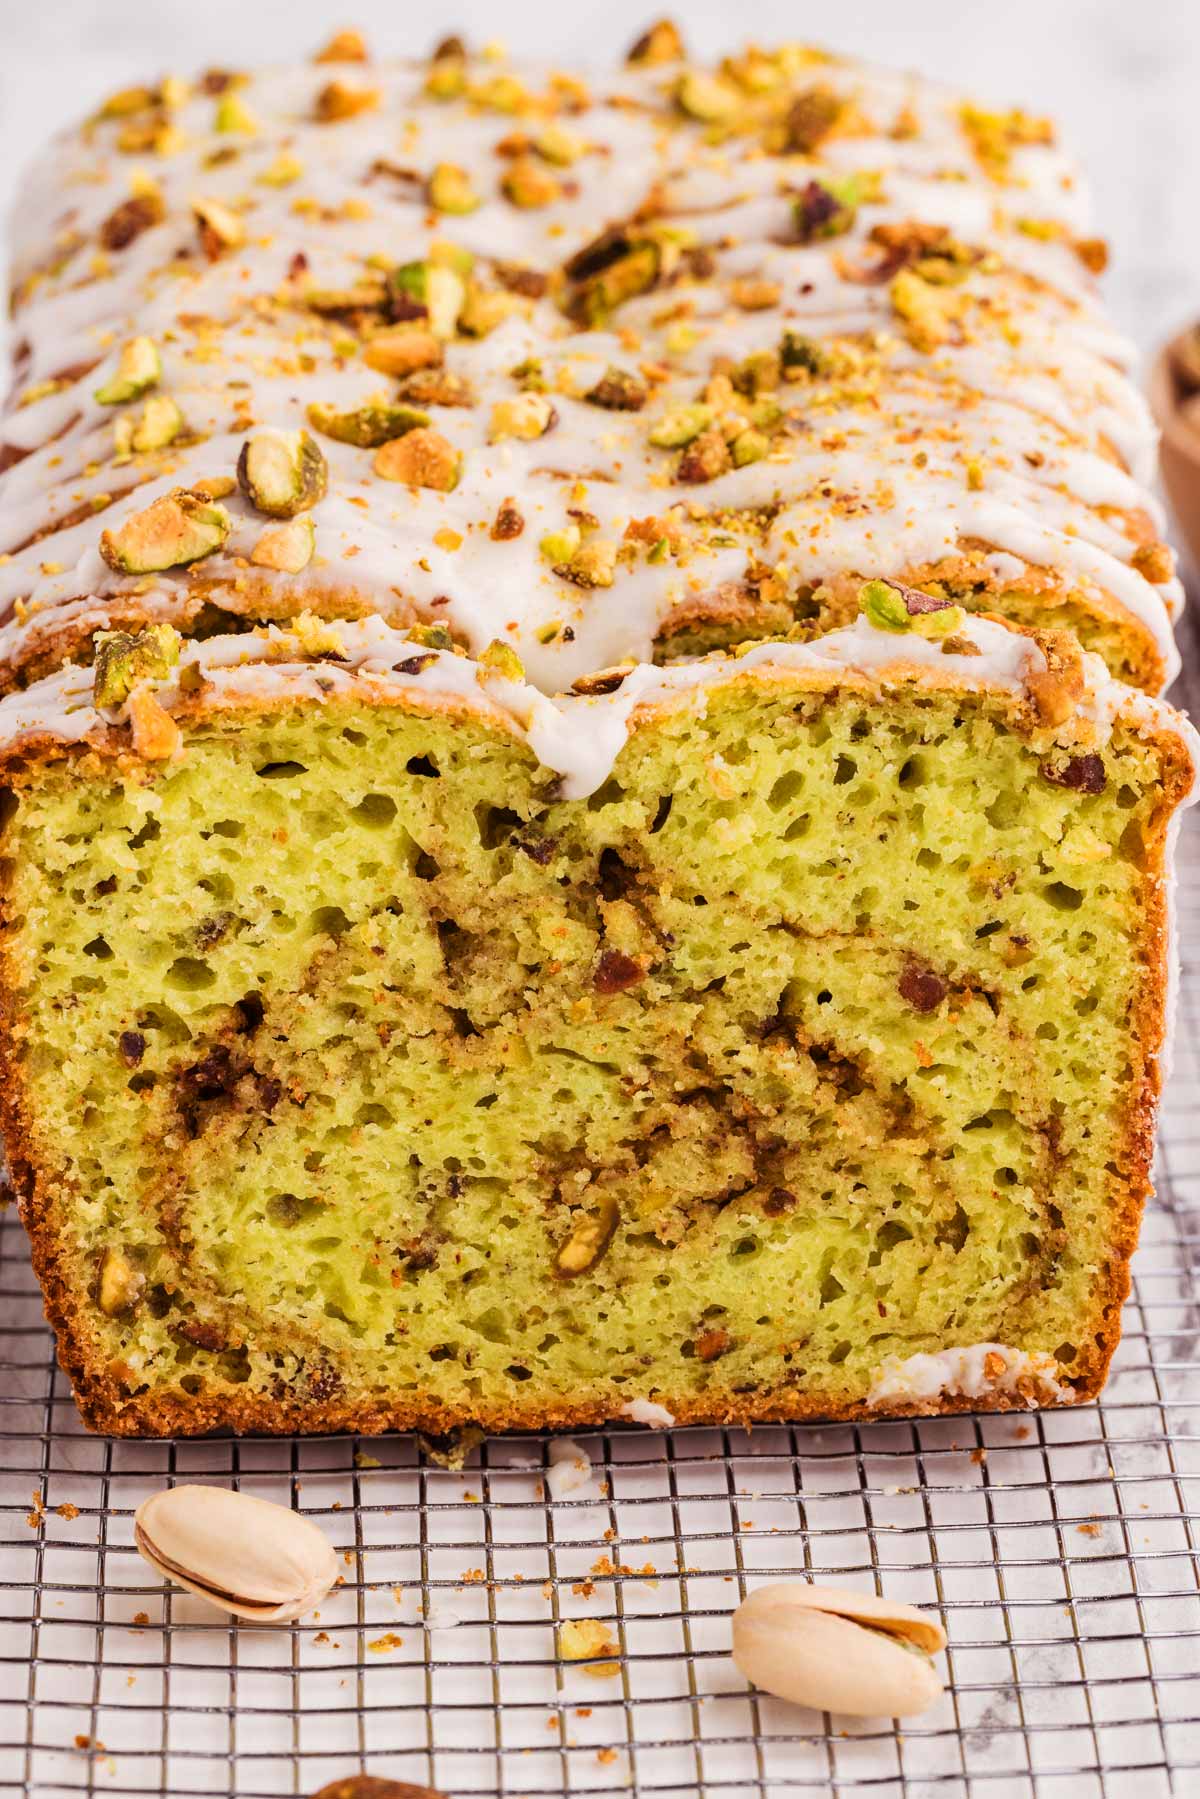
[0,609,1192,1435]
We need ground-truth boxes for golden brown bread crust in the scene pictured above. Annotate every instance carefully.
[0,666,1188,1438]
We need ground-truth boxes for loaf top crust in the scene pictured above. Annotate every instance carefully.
[0,28,1182,698]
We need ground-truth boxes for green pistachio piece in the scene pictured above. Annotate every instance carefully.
[509,357,548,391]
[568,243,660,326]
[780,331,829,379]
[910,601,966,640]
[479,639,525,681]
[539,524,582,564]
[649,402,713,448]
[302,279,389,315]
[306,402,430,448]
[458,283,524,338]
[585,366,648,410]
[214,92,257,133]
[675,69,740,123]
[131,394,184,452]
[389,261,465,338]
[427,162,480,215]
[93,622,181,707]
[626,19,686,65]
[237,428,328,518]
[99,488,231,574]
[859,579,913,633]
[94,335,160,405]
[731,428,770,467]
[408,622,455,651]
[249,514,315,574]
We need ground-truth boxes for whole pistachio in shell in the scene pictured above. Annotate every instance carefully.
[731,1581,946,1718]
[134,1484,338,1623]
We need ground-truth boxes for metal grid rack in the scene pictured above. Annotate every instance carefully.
[4,638,1200,1799]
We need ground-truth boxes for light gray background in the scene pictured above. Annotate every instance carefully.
[1,0,1199,354]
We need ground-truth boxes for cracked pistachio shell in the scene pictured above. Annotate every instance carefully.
[134,1485,338,1624]
[237,429,328,518]
[731,1582,946,1718]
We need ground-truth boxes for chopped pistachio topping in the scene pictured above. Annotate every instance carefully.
[258,150,303,186]
[859,578,913,632]
[911,602,967,640]
[314,79,380,122]
[192,195,246,254]
[859,579,963,638]
[373,427,460,490]
[731,428,771,467]
[93,622,181,707]
[389,261,465,338]
[676,69,741,123]
[458,283,524,338]
[649,403,713,448]
[585,366,648,411]
[479,639,525,681]
[626,18,686,65]
[489,393,556,442]
[129,393,184,452]
[427,162,480,214]
[535,124,584,166]
[307,402,430,448]
[500,158,562,209]
[99,489,231,575]
[249,514,315,574]
[237,428,328,518]
[214,92,258,133]
[557,539,617,588]
[540,524,582,564]
[363,328,443,377]
[94,335,160,406]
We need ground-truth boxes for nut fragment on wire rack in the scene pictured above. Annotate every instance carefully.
[731,1581,946,1717]
[134,1485,338,1623]
[309,1780,450,1799]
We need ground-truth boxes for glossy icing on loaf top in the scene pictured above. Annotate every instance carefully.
[0,27,1183,696]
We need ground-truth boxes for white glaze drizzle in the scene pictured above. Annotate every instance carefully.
[1,609,1194,806]
[867,1343,1070,1408]
[0,38,1181,697]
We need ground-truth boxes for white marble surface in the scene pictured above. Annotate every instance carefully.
[1,0,1199,353]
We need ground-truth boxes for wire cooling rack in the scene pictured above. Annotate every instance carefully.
[4,623,1200,1799]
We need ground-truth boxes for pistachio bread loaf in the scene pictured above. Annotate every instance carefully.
[0,27,1195,1436]
[0,606,1195,1434]
[0,24,1182,696]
